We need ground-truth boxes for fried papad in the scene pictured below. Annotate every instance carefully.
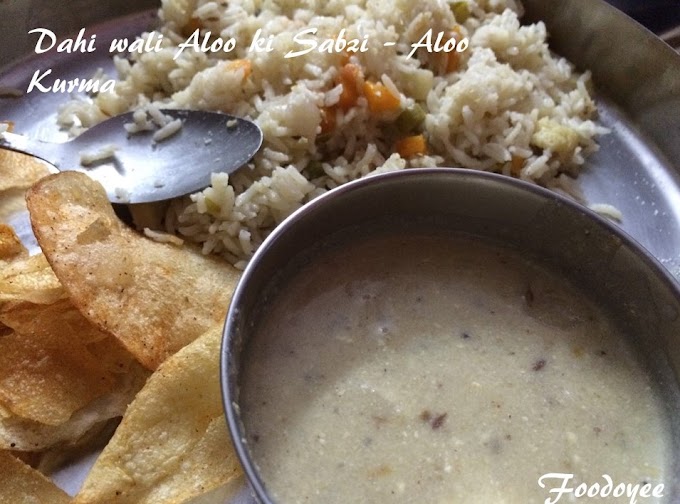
[0,299,147,426]
[0,386,140,452]
[26,171,241,370]
[0,450,70,503]
[74,325,243,504]
[0,150,52,222]
[0,252,65,305]
[0,149,52,192]
[0,224,148,451]
[0,223,27,263]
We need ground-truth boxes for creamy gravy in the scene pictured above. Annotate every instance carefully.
[241,234,671,503]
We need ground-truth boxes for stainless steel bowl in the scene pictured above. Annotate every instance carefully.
[221,168,680,502]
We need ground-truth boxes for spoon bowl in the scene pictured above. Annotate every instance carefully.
[0,109,263,203]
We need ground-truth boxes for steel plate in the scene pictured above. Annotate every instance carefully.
[1,0,679,502]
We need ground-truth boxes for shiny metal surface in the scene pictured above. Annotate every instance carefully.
[223,168,680,503]
[0,110,263,203]
[522,0,680,279]
[0,0,679,502]
[0,8,158,143]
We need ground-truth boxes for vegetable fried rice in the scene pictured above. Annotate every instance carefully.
[57,0,608,267]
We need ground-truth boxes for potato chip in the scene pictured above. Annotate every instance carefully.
[0,225,25,335]
[0,151,52,223]
[27,172,240,369]
[0,187,32,223]
[0,149,52,192]
[0,451,70,504]
[0,223,26,263]
[74,326,243,504]
[0,404,11,419]
[0,253,65,305]
[0,382,137,451]
[0,299,147,426]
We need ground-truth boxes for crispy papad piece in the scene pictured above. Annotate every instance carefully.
[0,223,27,263]
[0,224,29,336]
[0,187,32,223]
[0,380,144,452]
[26,171,241,370]
[0,149,52,192]
[0,299,148,426]
[0,150,52,222]
[0,252,65,305]
[74,326,243,504]
[0,451,70,504]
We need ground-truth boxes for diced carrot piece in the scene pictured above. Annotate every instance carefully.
[319,106,336,135]
[1,120,14,132]
[510,155,525,177]
[339,52,351,67]
[363,81,401,114]
[337,63,363,111]
[442,26,464,74]
[181,17,203,38]
[225,59,253,81]
[395,134,428,158]
[445,51,461,73]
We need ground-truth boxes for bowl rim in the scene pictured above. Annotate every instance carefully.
[219,167,680,503]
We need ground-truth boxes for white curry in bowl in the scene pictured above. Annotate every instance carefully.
[222,169,680,503]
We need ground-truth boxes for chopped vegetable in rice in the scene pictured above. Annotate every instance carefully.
[57,0,609,266]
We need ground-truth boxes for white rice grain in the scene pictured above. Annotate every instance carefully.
[144,228,185,246]
[589,203,623,222]
[56,0,608,265]
[79,144,118,166]
[153,118,183,142]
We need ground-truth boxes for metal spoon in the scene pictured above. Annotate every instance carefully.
[0,109,263,204]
